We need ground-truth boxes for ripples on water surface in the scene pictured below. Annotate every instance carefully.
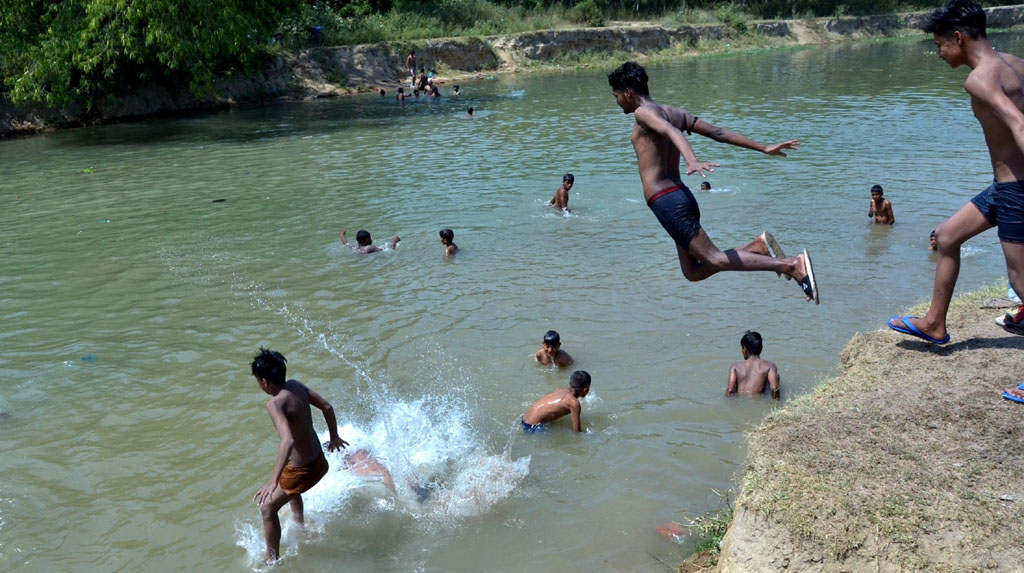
[1,35,1020,571]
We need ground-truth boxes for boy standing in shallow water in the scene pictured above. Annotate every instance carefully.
[869,184,895,224]
[726,331,780,400]
[888,0,1024,353]
[547,173,575,212]
[251,348,348,564]
[535,330,574,367]
[607,61,818,303]
[522,370,592,432]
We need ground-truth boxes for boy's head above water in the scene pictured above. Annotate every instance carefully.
[356,230,372,246]
[569,370,591,396]
[740,330,763,357]
[563,173,574,187]
[543,330,561,348]
[251,347,287,385]
[439,228,454,244]
[870,184,884,199]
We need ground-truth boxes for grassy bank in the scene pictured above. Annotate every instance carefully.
[702,284,1024,571]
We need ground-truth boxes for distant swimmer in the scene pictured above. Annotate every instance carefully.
[726,331,780,400]
[547,173,575,212]
[868,184,895,225]
[535,330,574,368]
[342,449,396,493]
[522,370,592,432]
[439,228,458,257]
[453,85,461,97]
[888,1,1024,346]
[467,107,474,117]
[699,181,711,192]
[607,62,818,304]
[928,229,938,251]
[250,348,348,564]
[339,229,400,254]
[396,87,406,102]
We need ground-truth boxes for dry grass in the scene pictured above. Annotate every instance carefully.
[728,285,1024,571]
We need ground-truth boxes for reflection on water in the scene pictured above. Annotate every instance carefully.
[1,34,1021,571]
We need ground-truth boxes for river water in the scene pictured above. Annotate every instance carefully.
[1,34,1019,571]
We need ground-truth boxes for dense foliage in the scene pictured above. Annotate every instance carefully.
[0,0,300,109]
[0,0,1002,109]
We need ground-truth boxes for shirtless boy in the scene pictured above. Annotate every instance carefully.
[869,184,895,224]
[607,62,818,303]
[251,348,348,563]
[547,173,575,212]
[726,331,780,400]
[339,229,400,254]
[407,51,416,83]
[888,1,1024,354]
[522,370,592,432]
[439,228,458,257]
[535,330,574,367]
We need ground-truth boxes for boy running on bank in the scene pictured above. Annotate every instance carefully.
[888,0,1024,347]
[607,62,818,303]
[522,370,592,432]
[251,348,348,564]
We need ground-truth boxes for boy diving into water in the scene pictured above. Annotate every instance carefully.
[607,62,818,303]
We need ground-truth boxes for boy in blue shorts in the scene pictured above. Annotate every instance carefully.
[888,1,1024,351]
[522,371,592,433]
[607,62,818,303]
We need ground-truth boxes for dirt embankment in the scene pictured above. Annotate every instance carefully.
[5,5,1024,137]
[692,286,1024,572]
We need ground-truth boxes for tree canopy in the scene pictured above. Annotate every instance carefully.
[0,0,300,109]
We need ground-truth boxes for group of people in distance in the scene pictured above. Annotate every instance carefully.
[249,0,1024,564]
[338,228,458,257]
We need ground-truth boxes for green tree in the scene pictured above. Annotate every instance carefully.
[0,0,301,109]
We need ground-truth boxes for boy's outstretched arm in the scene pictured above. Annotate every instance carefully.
[255,403,295,505]
[389,236,400,250]
[635,106,719,177]
[339,230,350,245]
[308,388,348,451]
[689,114,800,157]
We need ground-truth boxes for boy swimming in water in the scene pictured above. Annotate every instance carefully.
[535,330,574,367]
[869,184,895,224]
[607,62,818,303]
[439,228,458,257]
[726,331,780,400]
[339,229,400,254]
[250,348,348,564]
[522,370,592,432]
[888,0,1024,350]
[547,173,575,212]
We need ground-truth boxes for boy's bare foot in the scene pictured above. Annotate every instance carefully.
[785,251,819,304]
[1004,386,1024,400]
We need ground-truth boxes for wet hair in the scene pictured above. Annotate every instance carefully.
[251,347,287,385]
[870,184,883,194]
[740,331,763,356]
[543,330,560,346]
[467,107,474,115]
[923,0,986,39]
[439,228,454,243]
[930,229,937,237]
[563,173,575,184]
[607,61,650,96]
[356,230,372,246]
[570,370,591,390]
[454,85,460,90]
[700,181,711,189]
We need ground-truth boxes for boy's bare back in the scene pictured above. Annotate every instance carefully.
[268,381,327,465]
[727,357,780,399]
[523,388,581,427]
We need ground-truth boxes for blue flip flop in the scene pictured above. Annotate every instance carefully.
[1002,382,1024,403]
[887,315,950,344]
